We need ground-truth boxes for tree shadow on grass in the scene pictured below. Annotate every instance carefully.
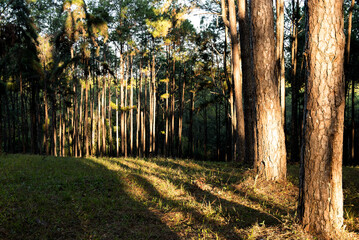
[124,170,280,239]
[0,155,179,240]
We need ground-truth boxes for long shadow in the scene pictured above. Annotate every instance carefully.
[0,155,179,240]
[117,158,291,218]
[124,169,280,239]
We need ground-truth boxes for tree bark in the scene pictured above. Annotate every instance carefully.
[291,0,300,163]
[298,0,345,237]
[251,0,286,180]
[238,0,256,164]
[221,0,245,162]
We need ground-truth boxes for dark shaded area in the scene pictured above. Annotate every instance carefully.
[0,156,179,240]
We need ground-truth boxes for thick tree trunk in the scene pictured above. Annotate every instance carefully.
[298,0,345,237]
[251,0,286,180]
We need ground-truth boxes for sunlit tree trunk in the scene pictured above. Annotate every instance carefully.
[298,0,345,237]
[178,67,185,157]
[124,56,128,157]
[79,85,83,157]
[108,74,112,156]
[85,76,89,157]
[221,0,245,162]
[130,55,134,156]
[121,55,125,156]
[102,77,106,156]
[251,0,286,180]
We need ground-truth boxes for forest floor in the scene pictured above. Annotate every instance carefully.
[0,154,358,240]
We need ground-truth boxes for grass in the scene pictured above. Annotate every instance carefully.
[0,154,358,239]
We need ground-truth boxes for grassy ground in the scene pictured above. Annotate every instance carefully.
[0,154,358,239]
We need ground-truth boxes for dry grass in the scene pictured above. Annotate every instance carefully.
[0,154,358,239]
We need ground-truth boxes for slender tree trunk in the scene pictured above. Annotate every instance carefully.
[298,0,345,237]
[221,0,245,162]
[276,0,285,128]
[79,86,83,157]
[178,67,185,157]
[251,0,286,180]
[51,91,57,156]
[121,56,125,156]
[165,76,169,156]
[238,0,256,164]
[97,81,101,156]
[347,0,355,163]
[124,57,128,158]
[130,55,134,156]
[85,77,89,156]
[152,59,156,154]
[108,74,112,156]
[116,78,119,157]
[291,0,299,162]
[102,77,106,156]
[73,84,78,157]
[137,64,142,157]
[171,53,175,157]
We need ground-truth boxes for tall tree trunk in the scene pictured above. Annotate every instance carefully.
[85,78,89,157]
[171,52,175,157]
[137,63,142,157]
[102,77,106,156]
[79,86,83,157]
[73,84,78,157]
[97,81,101,156]
[108,74,112,156]
[178,67,185,157]
[152,58,157,155]
[116,78,119,157]
[221,0,245,162]
[298,0,345,237]
[291,0,300,162]
[124,57,128,158]
[276,0,285,128]
[121,55,125,156]
[238,0,256,164]
[347,0,355,163]
[251,0,286,180]
[51,91,57,156]
[165,75,169,156]
[130,55,134,156]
